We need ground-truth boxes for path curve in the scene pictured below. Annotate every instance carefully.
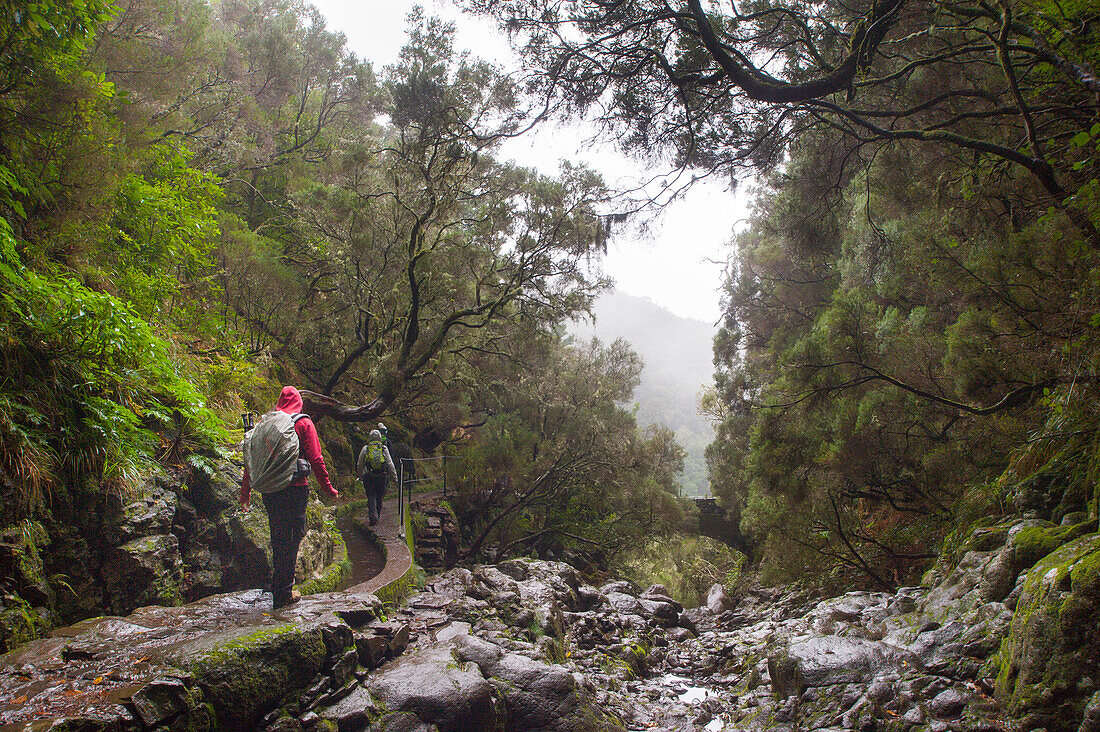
[341,491,413,595]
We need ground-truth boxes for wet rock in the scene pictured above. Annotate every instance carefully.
[1081,690,1100,732]
[101,533,184,614]
[186,459,244,518]
[355,630,389,668]
[930,687,968,717]
[165,622,329,729]
[996,532,1100,729]
[369,620,411,658]
[102,477,179,546]
[317,684,379,729]
[365,643,496,731]
[705,583,736,615]
[212,507,272,590]
[130,676,193,726]
[781,635,914,688]
[920,519,1090,620]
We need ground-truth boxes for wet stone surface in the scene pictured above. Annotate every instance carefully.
[0,589,383,728]
[3,521,1100,730]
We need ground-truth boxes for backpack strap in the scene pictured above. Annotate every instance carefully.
[290,413,311,458]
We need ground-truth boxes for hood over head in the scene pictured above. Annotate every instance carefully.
[368,429,383,442]
[276,386,304,414]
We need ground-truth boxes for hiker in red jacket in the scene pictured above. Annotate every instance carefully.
[240,386,338,608]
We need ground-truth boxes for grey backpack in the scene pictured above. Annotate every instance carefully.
[243,410,310,493]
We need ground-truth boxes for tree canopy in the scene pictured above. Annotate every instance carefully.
[0,0,685,564]
[466,0,1100,585]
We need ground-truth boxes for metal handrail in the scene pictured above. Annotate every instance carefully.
[396,455,451,541]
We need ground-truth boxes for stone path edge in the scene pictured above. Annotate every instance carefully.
[338,493,419,607]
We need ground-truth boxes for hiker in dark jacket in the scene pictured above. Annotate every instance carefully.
[240,386,338,608]
[357,428,398,526]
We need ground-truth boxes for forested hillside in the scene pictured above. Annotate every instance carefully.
[6,0,1100,726]
[467,0,1100,589]
[572,290,716,496]
[0,0,687,647]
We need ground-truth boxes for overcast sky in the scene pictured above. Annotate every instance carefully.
[309,0,747,324]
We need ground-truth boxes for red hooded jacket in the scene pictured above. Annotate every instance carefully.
[241,386,337,503]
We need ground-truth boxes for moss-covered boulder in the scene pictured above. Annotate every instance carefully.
[996,532,1100,728]
[178,622,329,729]
[102,533,185,614]
[921,518,1094,620]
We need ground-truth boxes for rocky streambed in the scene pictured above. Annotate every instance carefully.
[2,517,1100,730]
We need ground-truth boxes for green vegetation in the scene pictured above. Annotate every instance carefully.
[0,0,694,637]
[446,337,686,562]
[187,623,327,728]
[296,515,350,596]
[616,535,746,607]
[463,0,1100,594]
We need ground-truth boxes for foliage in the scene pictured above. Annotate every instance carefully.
[616,534,746,607]
[94,145,223,329]
[447,334,687,562]
[707,107,1100,587]
[0,0,680,589]
[0,254,231,522]
[226,12,611,428]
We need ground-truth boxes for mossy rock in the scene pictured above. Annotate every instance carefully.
[183,622,328,729]
[1010,449,1092,523]
[1010,521,1094,569]
[996,532,1100,728]
[0,595,48,653]
[297,517,350,596]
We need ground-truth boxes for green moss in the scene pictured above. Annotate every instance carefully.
[1012,526,1064,567]
[571,700,628,732]
[938,483,1009,563]
[187,623,327,729]
[1012,522,1095,569]
[297,517,350,596]
[0,598,45,653]
[1070,548,1100,595]
[374,563,426,606]
[997,533,1100,726]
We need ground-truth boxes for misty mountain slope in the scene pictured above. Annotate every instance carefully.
[571,290,716,496]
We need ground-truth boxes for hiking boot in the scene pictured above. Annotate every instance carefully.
[273,589,301,609]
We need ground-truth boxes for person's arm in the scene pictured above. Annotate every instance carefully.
[297,419,338,498]
[356,445,367,478]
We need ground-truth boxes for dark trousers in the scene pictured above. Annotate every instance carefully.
[363,473,386,525]
[261,483,310,604]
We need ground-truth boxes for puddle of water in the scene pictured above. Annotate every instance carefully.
[656,674,713,704]
[680,686,711,703]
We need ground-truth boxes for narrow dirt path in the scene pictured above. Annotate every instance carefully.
[334,508,386,589]
[337,489,413,595]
